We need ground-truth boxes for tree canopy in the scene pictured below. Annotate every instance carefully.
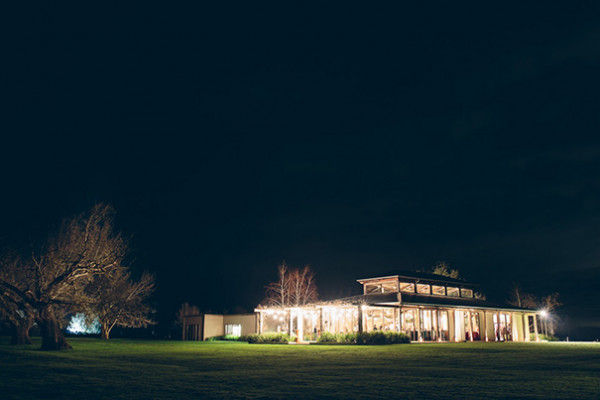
[0,204,154,349]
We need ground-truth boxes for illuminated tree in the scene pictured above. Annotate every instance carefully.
[264,262,290,307]
[264,263,318,307]
[85,267,155,339]
[0,204,127,350]
[0,252,35,344]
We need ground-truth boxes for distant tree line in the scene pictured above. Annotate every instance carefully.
[0,204,155,350]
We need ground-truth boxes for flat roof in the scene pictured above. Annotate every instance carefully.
[319,292,536,312]
[357,271,478,286]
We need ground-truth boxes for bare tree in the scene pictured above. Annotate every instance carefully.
[0,204,127,350]
[264,262,290,307]
[289,266,318,306]
[264,263,318,307]
[539,292,562,336]
[176,302,201,323]
[85,267,155,339]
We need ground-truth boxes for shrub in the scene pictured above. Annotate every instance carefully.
[208,334,241,342]
[356,331,410,345]
[240,333,291,344]
[317,332,358,344]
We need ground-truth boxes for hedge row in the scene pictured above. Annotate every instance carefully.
[209,331,410,345]
[239,333,291,344]
[318,331,410,345]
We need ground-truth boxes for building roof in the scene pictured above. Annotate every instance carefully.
[357,270,478,287]
[399,293,536,312]
[326,292,536,312]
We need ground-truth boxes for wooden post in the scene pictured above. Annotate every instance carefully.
[533,313,539,342]
[522,313,528,342]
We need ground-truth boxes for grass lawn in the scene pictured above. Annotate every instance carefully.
[0,338,599,399]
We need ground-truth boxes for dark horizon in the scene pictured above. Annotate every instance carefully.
[3,3,600,340]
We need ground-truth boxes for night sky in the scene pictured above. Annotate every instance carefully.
[4,3,600,339]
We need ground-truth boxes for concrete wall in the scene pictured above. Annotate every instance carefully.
[203,314,225,339]
[223,314,258,336]
[181,313,257,340]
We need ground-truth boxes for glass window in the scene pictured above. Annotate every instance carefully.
[400,282,415,293]
[225,324,241,337]
[447,287,459,297]
[365,284,380,294]
[461,288,473,298]
[417,284,430,294]
[381,282,398,293]
[432,285,445,295]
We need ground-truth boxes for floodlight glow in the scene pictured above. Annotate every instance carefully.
[540,310,548,318]
[67,313,100,335]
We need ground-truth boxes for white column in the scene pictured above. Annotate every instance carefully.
[297,312,303,342]
[467,310,474,342]
[416,309,422,341]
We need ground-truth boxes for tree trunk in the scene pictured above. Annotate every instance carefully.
[40,309,71,351]
[10,322,32,345]
[100,324,110,340]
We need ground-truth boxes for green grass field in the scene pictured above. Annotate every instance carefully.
[0,338,599,399]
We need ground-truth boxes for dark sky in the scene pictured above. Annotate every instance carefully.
[4,3,600,339]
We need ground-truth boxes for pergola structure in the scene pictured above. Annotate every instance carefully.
[255,272,541,342]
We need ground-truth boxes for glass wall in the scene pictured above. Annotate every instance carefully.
[493,313,512,341]
[464,311,481,340]
[401,309,417,341]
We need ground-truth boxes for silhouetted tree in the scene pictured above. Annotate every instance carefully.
[508,282,538,309]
